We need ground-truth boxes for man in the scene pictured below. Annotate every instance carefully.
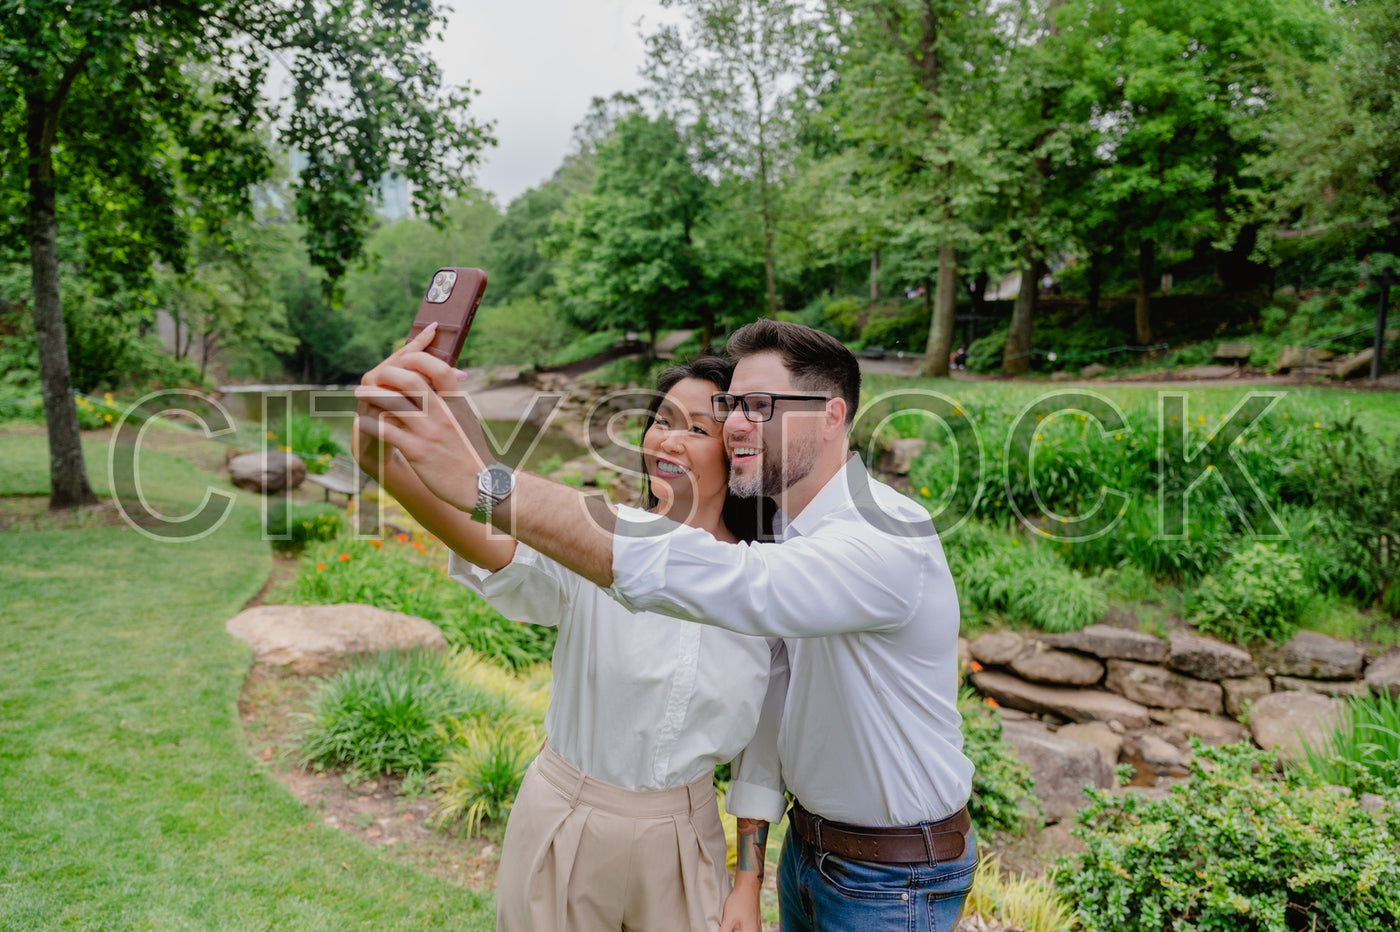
[358,319,975,931]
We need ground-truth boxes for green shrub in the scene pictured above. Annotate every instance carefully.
[1051,742,1400,932]
[819,296,865,341]
[1295,692,1400,795]
[433,722,539,835]
[298,650,498,782]
[1192,543,1306,644]
[465,296,580,369]
[269,411,345,474]
[859,301,930,351]
[266,500,342,554]
[545,329,623,367]
[959,686,1039,836]
[296,535,556,670]
[954,528,1107,633]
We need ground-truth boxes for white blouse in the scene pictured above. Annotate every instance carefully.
[448,543,776,793]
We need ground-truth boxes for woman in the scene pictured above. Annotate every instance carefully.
[355,334,777,932]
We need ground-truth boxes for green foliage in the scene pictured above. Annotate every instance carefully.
[1278,416,1400,612]
[547,112,715,342]
[295,535,556,671]
[1294,692,1400,796]
[298,650,498,782]
[1192,543,1306,644]
[1051,742,1400,932]
[545,329,626,367]
[433,723,539,836]
[952,525,1107,633]
[859,300,930,351]
[959,686,1040,836]
[266,500,342,555]
[268,411,345,474]
[465,296,580,369]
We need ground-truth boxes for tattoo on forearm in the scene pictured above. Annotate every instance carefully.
[736,818,769,880]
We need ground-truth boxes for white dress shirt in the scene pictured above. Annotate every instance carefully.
[448,544,777,795]
[610,457,973,827]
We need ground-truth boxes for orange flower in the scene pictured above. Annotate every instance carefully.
[316,562,327,571]
[369,539,383,550]
[395,533,409,544]
[338,553,351,562]
[969,660,984,673]
[984,697,1000,708]
[412,541,426,553]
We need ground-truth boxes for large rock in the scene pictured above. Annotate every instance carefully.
[229,451,307,494]
[1272,675,1371,699]
[226,603,447,675]
[969,630,1025,666]
[1057,722,1123,774]
[1080,363,1108,379]
[1123,730,1190,779]
[1166,632,1255,680]
[1163,708,1251,747]
[1248,691,1344,763]
[1105,660,1224,713]
[971,670,1152,729]
[1333,347,1375,380]
[1275,631,1367,679]
[1001,719,1114,822]
[1040,624,1167,663]
[1221,675,1273,718]
[1009,642,1105,686]
[1365,649,1400,698]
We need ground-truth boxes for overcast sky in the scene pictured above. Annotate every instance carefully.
[432,0,672,207]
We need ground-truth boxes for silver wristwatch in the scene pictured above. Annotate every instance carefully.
[470,462,515,524]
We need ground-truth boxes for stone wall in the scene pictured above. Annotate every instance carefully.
[964,626,1400,822]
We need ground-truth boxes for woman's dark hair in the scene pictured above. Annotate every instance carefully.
[641,356,776,543]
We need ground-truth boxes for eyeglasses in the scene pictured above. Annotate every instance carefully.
[712,391,829,423]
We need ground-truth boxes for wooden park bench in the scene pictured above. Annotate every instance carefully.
[1213,341,1253,371]
[305,454,370,504]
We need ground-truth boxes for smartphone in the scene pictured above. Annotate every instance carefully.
[408,267,488,367]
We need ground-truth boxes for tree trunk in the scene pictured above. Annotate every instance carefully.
[755,105,779,320]
[1003,256,1043,377]
[1135,239,1155,345]
[1088,252,1102,315]
[700,309,714,356]
[27,92,97,511]
[870,250,881,301]
[921,244,957,377]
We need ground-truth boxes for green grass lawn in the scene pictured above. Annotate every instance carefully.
[0,429,494,931]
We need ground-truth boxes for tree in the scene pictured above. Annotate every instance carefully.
[645,0,818,319]
[823,0,1006,376]
[1248,1,1399,248]
[1,0,492,509]
[1055,0,1329,344]
[547,114,716,349]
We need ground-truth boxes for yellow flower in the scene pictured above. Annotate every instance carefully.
[920,487,931,497]
[1035,433,1044,441]
[1313,421,1321,428]
[103,392,114,405]
[266,431,276,439]
[278,445,290,452]
[1114,433,1122,441]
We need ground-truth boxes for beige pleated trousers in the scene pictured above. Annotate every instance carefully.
[495,743,731,932]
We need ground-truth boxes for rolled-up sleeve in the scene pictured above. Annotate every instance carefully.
[610,505,923,638]
[725,638,789,823]
[448,544,576,628]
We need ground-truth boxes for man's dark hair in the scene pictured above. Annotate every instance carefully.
[642,356,775,542]
[725,319,861,428]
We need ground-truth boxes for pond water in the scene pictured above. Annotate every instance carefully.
[215,386,586,469]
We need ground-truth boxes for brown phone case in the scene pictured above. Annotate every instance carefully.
[408,267,488,367]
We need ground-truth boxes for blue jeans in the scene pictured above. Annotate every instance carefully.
[778,824,978,932]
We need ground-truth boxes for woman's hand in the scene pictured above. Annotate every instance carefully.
[718,875,762,932]
[355,323,492,512]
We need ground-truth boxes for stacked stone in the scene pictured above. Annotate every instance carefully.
[965,626,1400,822]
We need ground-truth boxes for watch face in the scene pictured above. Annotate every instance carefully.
[485,467,514,496]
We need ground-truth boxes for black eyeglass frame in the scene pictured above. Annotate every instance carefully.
[712,391,830,423]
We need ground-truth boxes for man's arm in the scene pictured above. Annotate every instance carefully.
[719,818,769,932]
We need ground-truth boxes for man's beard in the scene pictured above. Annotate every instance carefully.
[729,432,818,498]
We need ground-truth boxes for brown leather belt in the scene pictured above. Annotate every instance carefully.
[788,801,971,865]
